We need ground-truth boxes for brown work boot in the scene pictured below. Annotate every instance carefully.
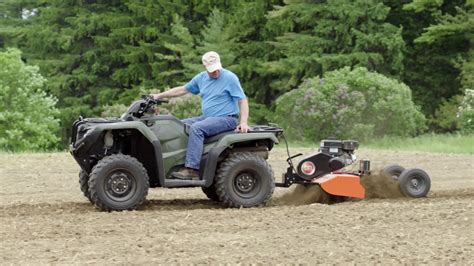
[171,167,200,180]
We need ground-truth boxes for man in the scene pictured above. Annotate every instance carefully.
[151,51,250,179]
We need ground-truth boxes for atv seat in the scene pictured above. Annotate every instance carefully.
[184,124,236,144]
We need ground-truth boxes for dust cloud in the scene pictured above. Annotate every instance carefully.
[360,169,404,199]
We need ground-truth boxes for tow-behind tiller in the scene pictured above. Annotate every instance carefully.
[276,138,431,199]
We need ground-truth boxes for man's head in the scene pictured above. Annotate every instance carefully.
[202,51,222,78]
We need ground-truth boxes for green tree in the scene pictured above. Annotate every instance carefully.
[413,1,473,92]
[0,1,220,144]
[264,0,405,97]
[224,1,283,106]
[0,48,59,151]
[384,0,471,117]
[196,8,235,69]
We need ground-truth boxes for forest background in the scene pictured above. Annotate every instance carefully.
[0,0,472,151]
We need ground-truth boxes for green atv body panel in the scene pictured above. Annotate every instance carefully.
[70,114,280,189]
[148,117,278,176]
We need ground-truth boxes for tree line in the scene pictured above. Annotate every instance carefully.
[0,0,472,149]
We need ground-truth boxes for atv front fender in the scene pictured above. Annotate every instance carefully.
[87,121,158,142]
[70,121,163,179]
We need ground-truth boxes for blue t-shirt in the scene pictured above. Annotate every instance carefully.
[185,69,247,117]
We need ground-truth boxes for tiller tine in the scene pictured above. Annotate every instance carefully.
[312,174,365,199]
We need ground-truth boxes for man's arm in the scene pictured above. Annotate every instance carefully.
[151,86,188,99]
[236,99,250,133]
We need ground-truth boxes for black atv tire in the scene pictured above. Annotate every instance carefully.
[398,168,431,198]
[383,164,405,180]
[202,185,219,202]
[215,152,275,208]
[79,169,93,203]
[88,154,149,211]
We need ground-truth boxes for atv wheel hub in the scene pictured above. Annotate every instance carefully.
[235,173,257,193]
[106,171,134,198]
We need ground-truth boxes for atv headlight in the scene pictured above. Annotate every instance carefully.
[104,130,114,147]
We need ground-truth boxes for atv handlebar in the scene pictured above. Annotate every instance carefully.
[127,95,169,118]
[141,95,169,105]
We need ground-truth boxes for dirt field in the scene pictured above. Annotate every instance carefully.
[1,148,473,264]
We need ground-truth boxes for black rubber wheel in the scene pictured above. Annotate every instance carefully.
[383,164,405,180]
[215,152,275,208]
[88,154,149,211]
[79,169,93,203]
[202,185,220,202]
[398,168,431,198]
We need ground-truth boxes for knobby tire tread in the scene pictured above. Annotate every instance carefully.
[215,152,275,208]
[79,169,92,202]
[88,154,149,211]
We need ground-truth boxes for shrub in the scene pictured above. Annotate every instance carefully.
[273,67,426,141]
[101,104,128,118]
[248,101,272,124]
[156,94,201,119]
[458,89,474,134]
[431,95,463,133]
[0,48,60,151]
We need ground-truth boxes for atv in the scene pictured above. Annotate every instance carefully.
[70,95,282,211]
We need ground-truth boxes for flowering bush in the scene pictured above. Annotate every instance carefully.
[273,67,426,141]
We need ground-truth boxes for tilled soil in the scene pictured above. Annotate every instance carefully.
[1,149,473,264]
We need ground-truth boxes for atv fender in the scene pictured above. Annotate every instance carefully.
[200,146,227,187]
[215,132,279,147]
[86,121,158,142]
[71,122,166,183]
[72,121,158,156]
[200,132,279,188]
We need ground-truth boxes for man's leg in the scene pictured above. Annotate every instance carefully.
[181,115,205,126]
[173,116,238,179]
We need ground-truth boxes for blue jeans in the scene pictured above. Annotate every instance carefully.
[181,116,238,170]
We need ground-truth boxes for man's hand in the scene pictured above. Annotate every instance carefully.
[235,122,250,133]
[150,93,160,100]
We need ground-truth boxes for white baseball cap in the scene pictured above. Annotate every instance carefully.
[202,51,222,72]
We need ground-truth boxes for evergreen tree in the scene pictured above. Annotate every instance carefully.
[413,2,473,91]
[196,8,235,69]
[264,0,405,96]
[157,16,200,84]
[224,1,283,106]
[385,0,470,115]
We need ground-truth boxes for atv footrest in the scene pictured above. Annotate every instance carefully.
[164,179,206,188]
